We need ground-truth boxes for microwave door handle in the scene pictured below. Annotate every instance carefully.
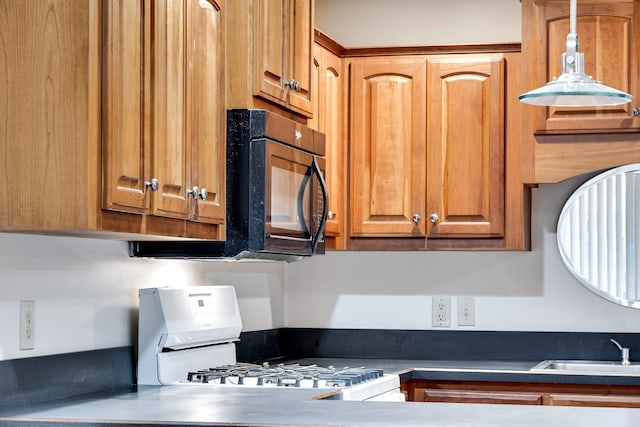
[311,157,328,255]
[297,167,312,239]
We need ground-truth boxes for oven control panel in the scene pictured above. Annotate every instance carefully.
[139,286,242,350]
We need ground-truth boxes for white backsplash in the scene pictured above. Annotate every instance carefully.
[286,178,640,332]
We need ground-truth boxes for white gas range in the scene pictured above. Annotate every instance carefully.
[137,286,404,402]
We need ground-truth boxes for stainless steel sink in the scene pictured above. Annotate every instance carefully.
[531,360,640,376]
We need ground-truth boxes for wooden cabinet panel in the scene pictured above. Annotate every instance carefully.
[422,388,543,405]
[102,0,149,214]
[287,0,313,114]
[426,56,505,238]
[349,58,427,237]
[254,0,286,104]
[548,393,640,408]
[525,0,640,134]
[0,0,99,231]
[188,0,225,224]
[152,0,190,219]
[310,44,345,247]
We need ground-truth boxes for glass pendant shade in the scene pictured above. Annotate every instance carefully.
[519,72,632,107]
[519,0,632,107]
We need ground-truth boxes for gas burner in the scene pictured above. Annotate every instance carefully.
[185,363,386,389]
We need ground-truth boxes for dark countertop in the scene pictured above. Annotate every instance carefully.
[2,359,640,427]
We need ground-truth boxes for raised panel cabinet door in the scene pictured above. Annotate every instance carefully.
[102,0,150,214]
[152,0,191,219]
[253,0,286,105]
[286,0,313,115]
[426,56,505,238]
[526,0,640,133]
[187,0,225,224]
[349,58,427,237]
[311,44,344,240]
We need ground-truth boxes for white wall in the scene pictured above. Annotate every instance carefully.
[286,178,640,332]
[315,0,522,47]
[0,235,286,360]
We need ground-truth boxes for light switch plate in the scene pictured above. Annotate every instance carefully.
[20,300,35,350]
[457,296,475,326]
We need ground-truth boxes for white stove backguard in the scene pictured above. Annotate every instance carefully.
[138,286,242,385]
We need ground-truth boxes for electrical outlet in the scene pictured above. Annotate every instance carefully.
[20,300,35,350]
[458,296,475,326]
[432,296,451,327]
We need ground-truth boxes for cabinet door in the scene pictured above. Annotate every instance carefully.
[349,58,427,237]
[187,0,225,224]
[525,0,640,133]
[311,45,345,245]
[103,0,149,214]
[152,0,190,219]
[286,0,313,115]
[427,56,505,238]
[253,0,287,105]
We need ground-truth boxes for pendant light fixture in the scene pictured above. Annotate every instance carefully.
[519,0,632,107]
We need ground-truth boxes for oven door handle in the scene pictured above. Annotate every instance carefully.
[311,156,328,255]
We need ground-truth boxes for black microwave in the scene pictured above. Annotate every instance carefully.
[129,109,328,261]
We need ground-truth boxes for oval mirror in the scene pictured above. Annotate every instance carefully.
[557,163,640,309]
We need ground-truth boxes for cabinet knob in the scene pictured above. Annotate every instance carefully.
[633,107,640,117]
[187,186,199,199]
[285,79,300,92]
[198,188,208,200]
[412,214,421,224]
[144,178,159,192]
[327,211,335,220]
[430,213,439,224]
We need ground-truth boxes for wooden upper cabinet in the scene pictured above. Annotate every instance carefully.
[254,0,313,117]
[103,0,225,226]
[310,43,346,248]
[523,0,640,134]
[426,56,505,238]
[348,54,507,243]
[349,57,428,238]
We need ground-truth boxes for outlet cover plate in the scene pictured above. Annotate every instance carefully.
[432,296,451,327]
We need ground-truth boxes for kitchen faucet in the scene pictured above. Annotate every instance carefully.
[610,339,630,365]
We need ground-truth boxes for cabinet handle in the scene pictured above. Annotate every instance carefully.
[412,214,421,224]
[430,213,439,224]
[327,211,335,220]
[285,79,300,92]
[144,178,159,192]
[187,186,199,199]
[187,186,208,200]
